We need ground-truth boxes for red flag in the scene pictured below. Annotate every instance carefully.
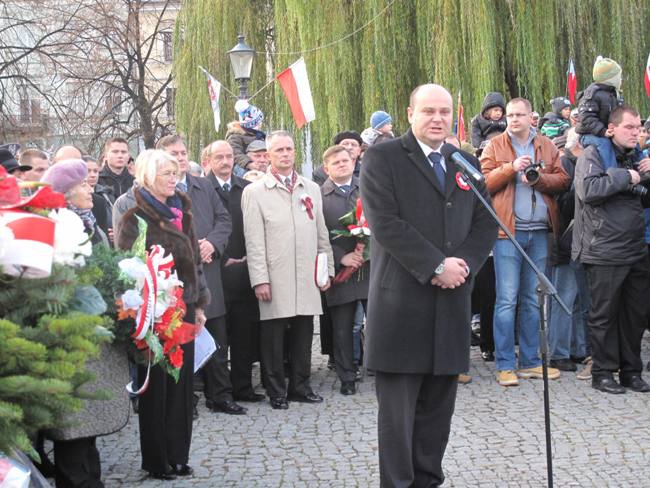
[456,91,466,142]
[276,58,316,129]
[567,59,577,104]
[644,53,650,98]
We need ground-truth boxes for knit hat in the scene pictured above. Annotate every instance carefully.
[593,56,622,89]
[333,131,363,146]
[370,111,392,130]
[550,97,571,116]
[0,148,32,174]
[235,99,264,130]
[41,159,88,194]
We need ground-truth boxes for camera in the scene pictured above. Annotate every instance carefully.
[524,160,545,184]
[629,162,650,197]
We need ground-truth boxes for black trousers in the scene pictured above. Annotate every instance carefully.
[260,315,314,398]
[330,300,367,383]
[137,307,195,474]
[53,437,103,488]
[375,372,458,488]
[585,258,649,378]
[471,257,495,353]
[201,315,233,403]
[226,297,260,397]
[319,292,334,355]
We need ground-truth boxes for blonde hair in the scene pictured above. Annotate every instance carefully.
[134,149,179,191]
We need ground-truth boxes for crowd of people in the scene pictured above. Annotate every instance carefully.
[2,55,650,487]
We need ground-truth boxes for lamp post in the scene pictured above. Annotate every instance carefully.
[228,34,255,99]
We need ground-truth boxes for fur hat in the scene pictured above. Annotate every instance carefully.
[370,111,392,130]
[235,99,264,129]
[593,56,622,89]
[41,159,88,194]
[333,131,362,146]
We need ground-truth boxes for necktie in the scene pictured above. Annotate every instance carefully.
[176,181,187,193]
[428,153,446,189]
[339,184,351,193]
[284,177,293,192]
[222,182,230,192]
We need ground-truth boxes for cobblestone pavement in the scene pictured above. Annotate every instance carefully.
[98,334,650,487]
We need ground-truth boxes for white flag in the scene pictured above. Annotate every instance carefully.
[201,67,222,133]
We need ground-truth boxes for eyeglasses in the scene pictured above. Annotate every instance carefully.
[157,171,179,179]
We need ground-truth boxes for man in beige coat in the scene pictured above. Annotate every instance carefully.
[242,130,334,409]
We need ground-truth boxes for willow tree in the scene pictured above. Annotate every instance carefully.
[174,0,650,163]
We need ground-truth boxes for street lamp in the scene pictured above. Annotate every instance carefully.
[228,34,255,99]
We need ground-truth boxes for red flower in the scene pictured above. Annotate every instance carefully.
[169,346,184,368]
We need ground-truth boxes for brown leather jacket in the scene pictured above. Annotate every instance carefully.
[480,130,569,238]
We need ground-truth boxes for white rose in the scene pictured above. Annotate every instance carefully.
[48,208,92,267]
[121,289,144,310]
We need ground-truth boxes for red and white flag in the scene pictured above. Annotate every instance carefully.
[0,210,55,277]
[276,58,316,129]
[456,91,466,142]
[644,53,650,98]
[200,67,222,132]
[567,58,577,104]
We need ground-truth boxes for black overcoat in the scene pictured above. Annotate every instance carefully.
[360,129,497,374]
[321,176,369,307]
[185,174,232,319]
[209,173,255,302]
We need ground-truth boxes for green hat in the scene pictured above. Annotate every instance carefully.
[592,57,622,86]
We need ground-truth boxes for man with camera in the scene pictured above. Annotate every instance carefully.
[481,97,569,387]
[573,106,650,394]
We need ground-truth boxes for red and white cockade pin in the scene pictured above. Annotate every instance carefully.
[455,172,471,191]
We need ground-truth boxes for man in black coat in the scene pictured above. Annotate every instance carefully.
[572,106,650,394]
[157,135,247,415]
[205,140,265,403]
[360,84,497,487]
[321,145,369,396]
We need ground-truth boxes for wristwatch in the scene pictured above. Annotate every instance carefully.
[434,261,445,275]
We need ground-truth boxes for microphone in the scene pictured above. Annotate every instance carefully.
[439,143,484,182]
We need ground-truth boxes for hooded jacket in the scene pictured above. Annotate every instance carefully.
[575,83,624,137]
[225,122,266,170]
[471,92,507,149]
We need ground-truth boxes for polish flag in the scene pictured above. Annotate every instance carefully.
[200,67,222,132]
[644,53,650,98]
[567,58,577,104]
[0,210,55,277]
[277,58,316,128]
[456,91,466,142]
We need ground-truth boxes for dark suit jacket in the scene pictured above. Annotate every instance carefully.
[360,129,497,374]
[186,174,232,319]
[209,173,255,303]
[321,176,369,307]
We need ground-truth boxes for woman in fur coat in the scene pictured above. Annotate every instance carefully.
[117,149,209,480]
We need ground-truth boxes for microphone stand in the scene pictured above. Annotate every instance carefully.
[459,169,571,488]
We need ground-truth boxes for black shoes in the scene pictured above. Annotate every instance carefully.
[287,392,323,403]
[170,464,193,476]
[233,392,266,403]
[340,381,356,395]
[592,375,626,394]
[206,399,247,415]
[481,351,495,362]
[270,397,289,409]
[148,469,177,480]
[549,358,577,372]
[620,375,650,393]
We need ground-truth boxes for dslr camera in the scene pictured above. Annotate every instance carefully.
[524,160,545,184]
[629,161,650,197]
